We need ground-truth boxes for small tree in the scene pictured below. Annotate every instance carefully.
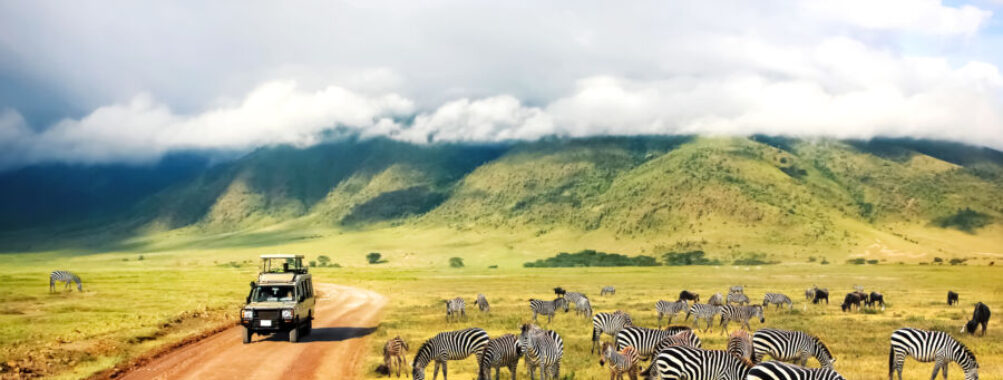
[309,260,317,267]
[317,255,331,267]
[449,257,465,268]
[367,252,383,264]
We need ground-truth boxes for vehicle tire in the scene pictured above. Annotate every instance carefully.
[289,325,299,343]
[304,319,312,336]
[242,328,252,344]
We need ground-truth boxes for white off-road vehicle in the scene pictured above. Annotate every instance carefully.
[240,254,316,343]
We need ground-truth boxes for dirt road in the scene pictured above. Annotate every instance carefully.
[120,284,386,380]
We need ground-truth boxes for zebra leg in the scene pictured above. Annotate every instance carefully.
[441,361,447,380]
[49,278,54,293]
[657,313,662,327]
[533,311,538,322]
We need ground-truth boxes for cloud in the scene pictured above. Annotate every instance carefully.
[804,0,992,36]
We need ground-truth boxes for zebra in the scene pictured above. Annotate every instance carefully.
[707,293,726,307]
[475,294,490,313]
[383,335,410,378]
[519,323,563,380]
[747,361,847,380]
[600,341,640,380]
[686,303,721,332]
[729,285,745,294]
[889,327,978,380]
[762,293,793,311]
[445,297,466,322]
[752,328,836,369]
[719,305,765,334]
[653,328,703,354]
[592,311,633,354]
[616,326,688,360]
[529,298,568,323]
[49,270,82,292]
[478,334,521,380]
[727,330,753,361]
[412,327,490,380]
[727,292,750,306]
[602,286,616,296]
[564,291,588,306]
[655,300,688,327]
[575,297,593,319]
[645,346,754,380]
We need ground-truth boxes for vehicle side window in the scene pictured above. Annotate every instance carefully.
[308,282,313,298]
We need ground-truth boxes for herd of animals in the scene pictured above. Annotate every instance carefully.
[379,285,992,380]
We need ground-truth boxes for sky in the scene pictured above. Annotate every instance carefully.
[1,0,1003,168]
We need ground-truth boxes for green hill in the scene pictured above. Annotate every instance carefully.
[2,135,1001,263]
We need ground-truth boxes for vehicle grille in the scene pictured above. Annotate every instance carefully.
[256,310,280,321]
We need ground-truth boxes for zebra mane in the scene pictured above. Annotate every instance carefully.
[955,339,977,366]
[412,340,433,368]
[812,335,833,359]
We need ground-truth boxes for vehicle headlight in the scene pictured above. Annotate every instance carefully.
[281,309,293,319]
[242,309,253,320]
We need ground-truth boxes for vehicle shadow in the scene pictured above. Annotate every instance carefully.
[258,326,379,343]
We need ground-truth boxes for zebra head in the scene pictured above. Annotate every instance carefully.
[555,297,569,312]
[752,305,765,323]
[814,338,836,369]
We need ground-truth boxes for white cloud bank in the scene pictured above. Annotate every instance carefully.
[1,0,1002,167]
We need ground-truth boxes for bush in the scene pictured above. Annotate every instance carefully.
[662,250,721,266]
[866,259,879,265]
[847,258,866,265]
[950,258,967,266]
[309,260,317,267]
[525,249,660,268]
[821,258,830,265]
[488,265,498,269]
[138,255,144,261]
[934,208,992,233]
[449,257,465,268]
[933,257,943,263]
[366,252,384,264]
[732,252,779,266]
[317,255,331,266]
[807,256,817,263]
[332,263,342,268]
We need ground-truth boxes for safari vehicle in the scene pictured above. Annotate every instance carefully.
[240,254,315,343]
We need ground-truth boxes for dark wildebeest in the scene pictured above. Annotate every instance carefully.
[554,287,566,297]
[678,290,700,303]
[865,291,885,310]
[841,292,864,312]
[812,288,829,305]
[947,291,959,306]
[963,302,991,336]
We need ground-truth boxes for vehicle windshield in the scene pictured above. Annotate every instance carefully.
[252,285,295,302]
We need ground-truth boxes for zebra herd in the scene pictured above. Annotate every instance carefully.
[398,285,985,380]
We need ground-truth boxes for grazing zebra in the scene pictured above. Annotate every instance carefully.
[616,326,689,360]
[383,335,409,378]
[654,328,702,354]
[478,334,521,380]
[529,298,568,323]
[763,293,793,311]
[564,291,588,306]
[727,330,753,361]
[752,328,836,369]
[592,311,633,353]
[747,361,846,380]
[445,297,466,322]
[599,341,640,380]
[686,303,721,332]
[519,324,563,380]
[727,293,750,306]
[575,297,593,319]
[49,271,82,292]
[890,327,978,380]
[707,293,726,307]
[412,327,490,380]
[719,305,765,334]
[602,286,616,296]
[729,285,745,294]
[475,294,490,313]
[948,291,959,306]
[655,300,689,327]
[645,346,753,380]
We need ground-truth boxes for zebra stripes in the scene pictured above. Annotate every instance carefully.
[753,328,836,369]
[49,270,82,292]
[592,311,633,353]
[656,300,689,326]
[529,298,568,323]
[574,297,592,319]
[601,286,616,296]
[708,293,726,307]
[654,328,703,354]
[383,335,409,378]
[889,327,978,380]
[727,330,753,361]
[727,293,750,306]
[719,305,765,334]
[686,303,721,332]
[564,291,587,306]
[748,361,847,380]
[762,293,793,311]
[519,324,563,380]
[412,327,490,380]
[600,342,639,380]
[478,334,521,380]
[647,346,753,380]
[616,326,688,360]
[476,294,490,313]
[445,297,466,322]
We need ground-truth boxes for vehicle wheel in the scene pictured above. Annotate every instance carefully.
[289,326,299,343]
[242,328,252,344]
[304,319,312,336]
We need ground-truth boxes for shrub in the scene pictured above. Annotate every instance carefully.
[317,255,331,266]
[488,265,498,269]
[662,250,721,266]
[309,260,317,267]
[821,258,830,265]
[449,257,465,268]
[934,208,992,233]
[138,255,144,261]
[933,257,943,263]
[525,249,660,268]
[332,263,342,268]
[867,259,879,265]
[949,258,967,266]
[847,258,866,265]
[732,253,779,266]
[807,256,817,263]
[366,252,384,264]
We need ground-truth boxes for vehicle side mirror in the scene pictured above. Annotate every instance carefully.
[249,281,256,288]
